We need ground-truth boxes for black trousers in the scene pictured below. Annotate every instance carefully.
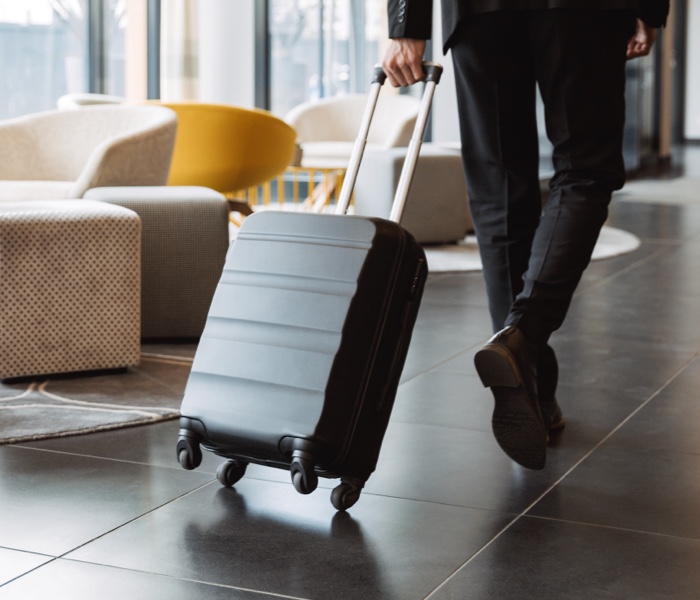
[451,10,634,377]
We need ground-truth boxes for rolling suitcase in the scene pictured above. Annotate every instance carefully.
[176,63,443,511]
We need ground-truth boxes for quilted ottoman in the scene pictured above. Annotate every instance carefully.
[0,200,141,379]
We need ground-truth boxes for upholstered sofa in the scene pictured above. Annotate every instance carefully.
[0,105,177,202]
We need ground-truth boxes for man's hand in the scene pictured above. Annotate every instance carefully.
[381,38,427,87]
[627,19,658,59]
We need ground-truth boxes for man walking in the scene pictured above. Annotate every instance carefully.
[382,0,670,469]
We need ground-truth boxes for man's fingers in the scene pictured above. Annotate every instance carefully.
[383,66,408,87]
[409,61,425,84]
[382,58,419,87]
[627,19,657,60]
[383,65,409,88]
[627,40,651,59]
[381,38,426,87]
[396,64,423,87]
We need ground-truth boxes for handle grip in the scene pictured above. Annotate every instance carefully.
[372,62,444,86]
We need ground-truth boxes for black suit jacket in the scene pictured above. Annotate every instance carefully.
[388,0,670,51]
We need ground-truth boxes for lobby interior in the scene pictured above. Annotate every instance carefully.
[2,2,700,599]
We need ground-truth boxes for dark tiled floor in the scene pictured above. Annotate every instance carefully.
[2,153,700,598]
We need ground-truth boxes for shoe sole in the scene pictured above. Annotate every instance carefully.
[474,344,547,470]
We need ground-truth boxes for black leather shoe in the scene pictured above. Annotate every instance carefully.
[474,326,548,470]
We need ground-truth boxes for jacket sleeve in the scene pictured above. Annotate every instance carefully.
[388,0,433,39]
[638,0,670,27]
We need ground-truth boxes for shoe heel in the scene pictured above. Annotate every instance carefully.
[474,345,522,388]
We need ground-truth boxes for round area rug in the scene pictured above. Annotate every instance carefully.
[424,225,641,273]
[616,178,700,205]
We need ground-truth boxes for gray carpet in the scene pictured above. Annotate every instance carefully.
[0,349,193,444]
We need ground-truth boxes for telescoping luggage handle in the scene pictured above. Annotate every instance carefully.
[334,62,443,222]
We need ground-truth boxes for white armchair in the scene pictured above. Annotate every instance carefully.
[284,93,420,168]
[56,92,126,109]
[0,105,177,202]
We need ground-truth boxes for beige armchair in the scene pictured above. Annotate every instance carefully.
[56,92,126,109]
[284,93,420,168]
[0,105,177,202]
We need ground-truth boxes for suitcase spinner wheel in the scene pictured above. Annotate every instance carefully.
[217,459,248,487]
[176,430,203,470]
[290,453,319,495]
[331,479,363,511]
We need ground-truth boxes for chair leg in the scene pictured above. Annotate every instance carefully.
[227,199,254,216]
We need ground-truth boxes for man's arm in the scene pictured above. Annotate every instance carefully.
[387,0,432,39]
[628,0,670,58]
[383,0,432,87]
[638,0,670,28]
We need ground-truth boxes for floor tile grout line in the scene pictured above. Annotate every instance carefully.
[422,513,523,599]
[0,545,53,557]
[424,351,699,599]
[524,513,700,544]
[154,574,312,600]
[0,557,60,590]
[6,444,213,473]
[53,479,218,561]
[573,246,670,297]
[56,557,312,600]
[0,553,309,600]
[399,342,486,386]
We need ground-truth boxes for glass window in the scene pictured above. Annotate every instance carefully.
[268,0,384,117]
[0,0,86,119]
[0,0,127,120]
[104,0,127,96]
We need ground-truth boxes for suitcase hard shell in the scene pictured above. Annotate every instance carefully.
[177,64,443,511]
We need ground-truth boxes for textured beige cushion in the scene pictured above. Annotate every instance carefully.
[0,105,177,202]
[0,200,141,379]
[85,186,230,339]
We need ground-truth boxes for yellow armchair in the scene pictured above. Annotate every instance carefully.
[152,102,297,214]
[58,97,299,215]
